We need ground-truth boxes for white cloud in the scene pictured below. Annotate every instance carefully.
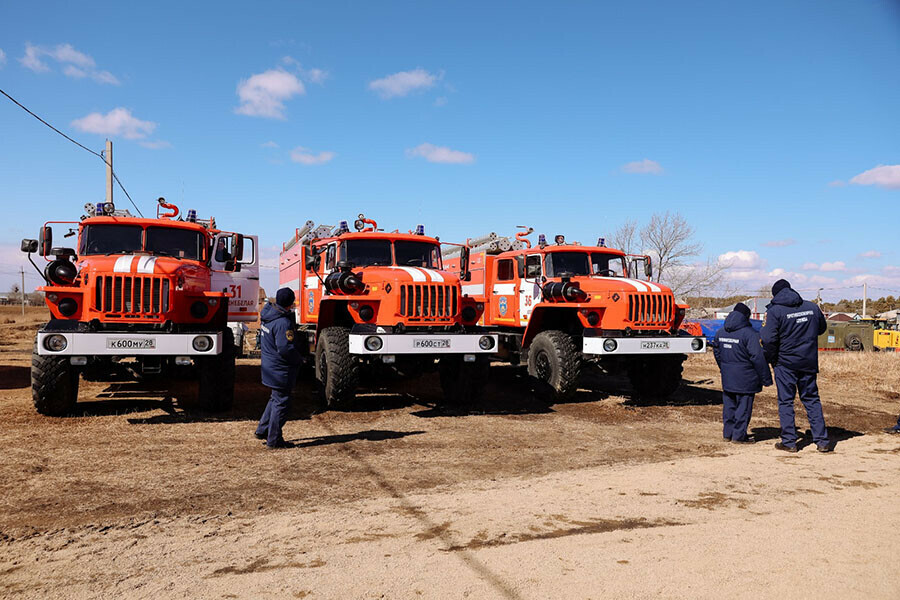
[621,159,663,175]
[801,262,819,271]
[761,238,795,248]
[19,42,119,84]
[718,250,764,270]
[71,108,157,139]
[138,140,172,150]
[828,180,846,187]
[849,164,900,189]
[0,48,6,68]
[859,250,882,259]
[406,143,475,164]
[368,68,438,99]
[261,141,279,148]
[280,56,328,84]
[290,146,335,165]
[820,261,846,272]
[235,69,305,119]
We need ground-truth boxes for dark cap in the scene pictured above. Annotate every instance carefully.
[733,302,751,317]
[771,279,791,296]
[275,287,295,308]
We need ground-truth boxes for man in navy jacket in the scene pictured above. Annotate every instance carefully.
[761,279,831,452]
[713,302,772,443]
[255,288,304,449]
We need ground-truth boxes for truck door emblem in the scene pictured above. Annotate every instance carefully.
[308,291,315,313]
[499,296,508,316]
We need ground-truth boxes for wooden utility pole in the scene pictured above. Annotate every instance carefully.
[20,267,25,316]
[105,139,113,204]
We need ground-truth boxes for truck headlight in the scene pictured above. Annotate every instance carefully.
[364,336,383,351]
[358,305,375,321]
[192,335,213,352]
[479,335,495,350]
[44,334,68,352]
[603,338,617,352]
[191,301,209,318]
[692,338,704,351]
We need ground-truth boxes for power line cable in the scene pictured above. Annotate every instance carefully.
[0,87,144,217]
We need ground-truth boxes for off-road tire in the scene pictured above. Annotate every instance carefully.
[627,354,685,401]
[31,341,79,416]
[197,328,235,412]
[527,330,581,403]
[438,355,490,410]
[316,327,358,408]
[845,334,864,352]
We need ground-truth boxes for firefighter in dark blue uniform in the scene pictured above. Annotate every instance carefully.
[761,279,831,452]
[255,288,304,449]
[713,302,772,443]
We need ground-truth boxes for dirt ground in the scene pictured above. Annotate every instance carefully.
[1,305,899,599]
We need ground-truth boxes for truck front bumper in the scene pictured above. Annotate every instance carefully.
[348,333,498,355]
[36,331,223,356]
[583,335,706,356]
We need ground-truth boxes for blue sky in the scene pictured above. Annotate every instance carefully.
[1,1,899,300]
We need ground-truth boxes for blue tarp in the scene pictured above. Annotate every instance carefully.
[692,318,763,344]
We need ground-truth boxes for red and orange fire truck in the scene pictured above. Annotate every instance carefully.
[278,215,497,407]
[443,229,706,401]
[21,198,259,415]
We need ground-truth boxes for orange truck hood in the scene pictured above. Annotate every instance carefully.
[567,276,672,297]
[356,265,460,286]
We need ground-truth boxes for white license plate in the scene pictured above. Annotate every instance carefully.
[641,341,669,350]
[414,338,450,349]
[106,338,156,350]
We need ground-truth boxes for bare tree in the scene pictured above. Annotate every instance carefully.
[609,219,640,255]
[640,212,703,283]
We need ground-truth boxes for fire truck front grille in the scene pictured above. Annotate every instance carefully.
[399,284,458,321]
[94,275,170,317]
[627,293,673,326]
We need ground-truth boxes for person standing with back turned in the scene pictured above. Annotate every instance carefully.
[255,288,303,449]
[761,279,832,453]
[713,302,772,443]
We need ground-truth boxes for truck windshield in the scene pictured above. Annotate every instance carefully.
[395,241,441,269]
[79,225,143,255]
[591,253,627,277]
[545,252,590,277]
[146,227,204,260]
[340,240,393,266]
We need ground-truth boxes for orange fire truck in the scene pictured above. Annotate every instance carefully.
[21,198,259,415]
[443,229,706,401]
[278,216,497,407]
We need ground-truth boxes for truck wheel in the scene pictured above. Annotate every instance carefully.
[527,330,581,403]
[316,327,358,408]
[197,329,235,412]
[628,355,685,401]
[439,355,490,410]
[32,342,79,416]
[844,334,864,352]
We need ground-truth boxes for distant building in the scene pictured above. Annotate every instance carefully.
[709,297,771,321]
[827,312,858,322]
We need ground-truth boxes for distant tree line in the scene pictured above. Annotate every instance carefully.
[821,296,898,314]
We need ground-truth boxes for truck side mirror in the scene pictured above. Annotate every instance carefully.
[460,247,471,282]
[644,256,652,279]
[232,233,244,262]
[40,226,53,257]
[515,256,525,278]
[21,239,38,253]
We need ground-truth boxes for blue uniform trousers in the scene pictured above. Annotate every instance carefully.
[722,392,754,441]
[255,387,291,446]
[893,412,900,431]
[774,365,828,447]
